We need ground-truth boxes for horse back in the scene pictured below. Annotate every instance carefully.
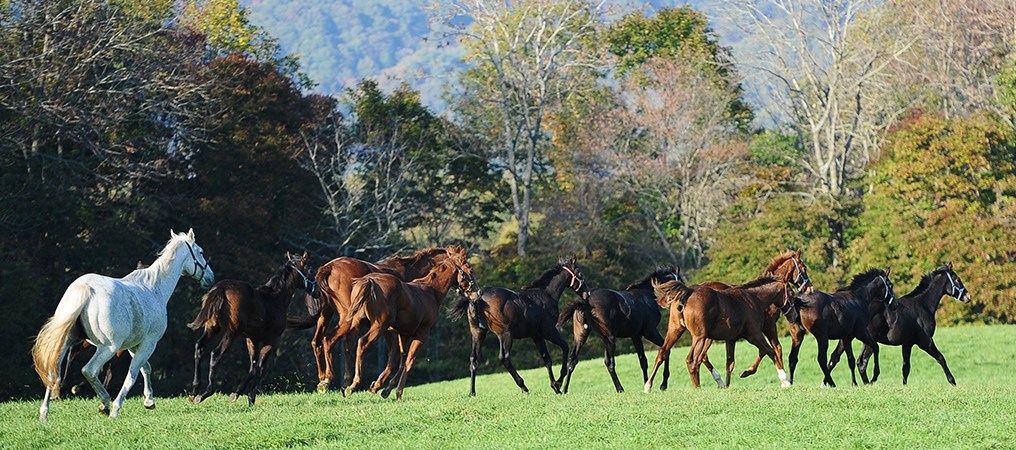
[586,289,659,337]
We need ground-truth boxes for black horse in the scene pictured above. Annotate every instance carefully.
[556,267,679,393]
[828,263,971,385]
[788,268,896,387]
[447,258,582,396]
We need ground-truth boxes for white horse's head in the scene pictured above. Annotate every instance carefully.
[172,228,215,289]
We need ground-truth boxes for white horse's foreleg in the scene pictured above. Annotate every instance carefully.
[110,346,154,418]
[139,361,155,409]
[82,346,119,415]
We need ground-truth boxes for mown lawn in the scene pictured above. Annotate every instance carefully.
[2,325,1014,449]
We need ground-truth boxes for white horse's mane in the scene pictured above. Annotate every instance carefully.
[123,233,190,288]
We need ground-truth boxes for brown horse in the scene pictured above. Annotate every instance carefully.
[343,250,476,400]
[287,247,458,392]
[788,268,895,387]
[828,263,970,385]
[447,257,582,396]
[188,252,317,405]
[647,274,793,390]
[703,250,815,381]
[557,267,680,393]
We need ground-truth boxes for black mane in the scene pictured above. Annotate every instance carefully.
[838,268,888,292]
[903,265,951,298]
[626,266,678,291]
[525,262,567,290]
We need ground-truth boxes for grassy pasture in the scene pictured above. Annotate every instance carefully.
[2,325,1014,449]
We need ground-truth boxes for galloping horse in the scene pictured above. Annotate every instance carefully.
[343,251,476,400]
[188,252,317,405]
[32,229,214,421]
[828,263,971,385]
[447,257,582,396]
[788,268,896,387]
[557,267,679,393]
[287,247,457,392]
[649,276,793,390]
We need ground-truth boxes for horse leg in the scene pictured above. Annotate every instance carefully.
[633,338,649,386]
[698,339,724,388]
[382,334,412,398]
[190,329,215,403]
[497,333,528,393]
[855,343,875,383]
[600,336,624,393]
[346,323,383,397]
[370,330,400,393]
[311,310,334,392]
[81,345,118,416]
[645,322,684,393]
[246,342,274,406]
[139,360,155,409]
[391,337,426,401]
[740,315,780,379]
[468,326,488,397]
[110,343,157,418]
[815,335,835,388]
[40,337,75,421]
[644,325,670,391]
[788,324,806,385]
[62,341,86,396]
[102,351,123,391]
[230,339,258,402]
[198,332,234,403]
[533,338,562,394]
[563,318,590,394]
[920,339,956,385]
[744,331,788,387]
[855,330,879,385]
[842,339,858,386]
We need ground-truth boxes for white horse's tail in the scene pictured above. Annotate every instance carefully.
[32,284,90,398]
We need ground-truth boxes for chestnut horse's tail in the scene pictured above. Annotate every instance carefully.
[654,282,694,308]
[347,277,380,322]
[557,296,588,328]
[33,284,91,398]
[188,285,225,330]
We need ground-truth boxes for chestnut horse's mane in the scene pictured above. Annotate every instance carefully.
[764,251,799,275]
[625,266,678,291]
[381,247,452,268]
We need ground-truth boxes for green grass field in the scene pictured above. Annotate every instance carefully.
[3,325,1015,449]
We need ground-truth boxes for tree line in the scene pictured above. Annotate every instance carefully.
[1,0,1014,401]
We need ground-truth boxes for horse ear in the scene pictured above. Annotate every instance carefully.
[947,262,953,270]
[286,251,292,260]
[796,248,802,256]
[187,228,195,240]
[170,229,176,239]
[885,267,892,278]
[302,251,308,261]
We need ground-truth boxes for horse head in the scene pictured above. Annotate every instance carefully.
[848,267,896,308]
[560,257,587,298]
[285,252,318,296]
[941,262,971,304]
[447,250,478,300]
[174,228,214,289]
[768,249,814,294]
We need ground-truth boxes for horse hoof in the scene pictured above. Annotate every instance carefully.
[739,370,753,378]
[380,389,391,399]
[71,385,80,395]
[144,400,155,409]
[341,387,353,398]
[317,381,329,394]
[229,393,239,402]
[99,403,110,416]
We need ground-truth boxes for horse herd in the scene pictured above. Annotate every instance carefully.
[30,230,972,422]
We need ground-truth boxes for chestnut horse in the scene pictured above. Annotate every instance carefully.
[287,247,459,392]
[557,267,680,393]
[828,263,971,385]
[646,274,793,390]
[447,258,582,396]
[188,252,317,405]
[343,251,476,400]
[704,250,815,381]
[788,268,896,387]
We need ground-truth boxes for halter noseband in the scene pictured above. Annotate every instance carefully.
[944,271,966,300]
[186,242,209,282]
[561,265,583,291]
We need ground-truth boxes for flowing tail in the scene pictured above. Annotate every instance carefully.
[447,297,471,321]
[654,281,694,308]
[187,286,226,331]
[32,284,91,398]
[286,313,320,331]
[347,277,379,322]
[557,296,588,328]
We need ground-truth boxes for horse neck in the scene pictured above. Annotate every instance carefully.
[388,256,445,280]
[143,240,190,304]
[544,271,570,301]
[419,265,458,302]
[910,274,948,313]
[745,282,786,308]
[855,279,888,305]
[766,258,800,286]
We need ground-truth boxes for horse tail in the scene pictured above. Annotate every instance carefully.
[347,277,378,322]
[655,284,694,308]
[187,286,225,330]
[447,297,471,321]
[557,296,588,328]
[33,284,90,397]
[286,313,319,331]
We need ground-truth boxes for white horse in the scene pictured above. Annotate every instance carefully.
[32,229,214,422]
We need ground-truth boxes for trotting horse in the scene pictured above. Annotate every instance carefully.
[188,252,317,405]
[556,267,679,393]
[287,247,458,392]
[788,268,896,387]
[32,229,214,421]
[447,257,582,396]
[647,274,793,390]
[343,251,476,400]
[828,263,971,385]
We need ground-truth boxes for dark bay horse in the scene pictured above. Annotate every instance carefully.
[556,267,680,393]
[189,253,317,405]
[343,251,476,400]
[647,275,793,390]
[447,257,582,396]
[788,268,896,387]
[828,263,971,385]
[287,247,458,392]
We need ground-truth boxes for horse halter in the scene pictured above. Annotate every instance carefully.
[878,275,895,305]
[452,262,477,296]
[789,256,811,292]
[944,271,966,300]
[185,242,209,282]
[288,261,317,294]
[561,265,583,291]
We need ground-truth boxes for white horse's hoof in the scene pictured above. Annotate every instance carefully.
[144,399,155,409]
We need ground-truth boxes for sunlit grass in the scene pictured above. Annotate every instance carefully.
[2,325,1014,449]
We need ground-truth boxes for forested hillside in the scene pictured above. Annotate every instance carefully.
[2,0,1014,403]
